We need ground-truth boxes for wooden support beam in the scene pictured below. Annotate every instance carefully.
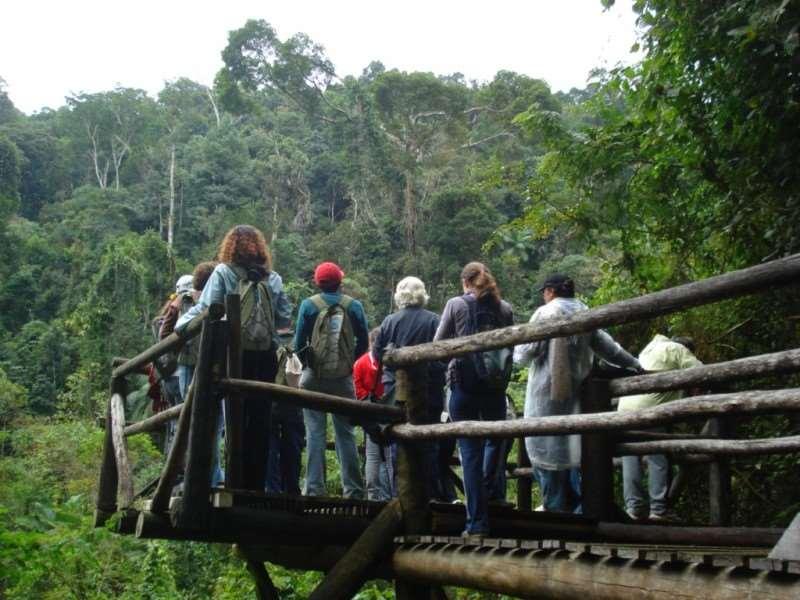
[616,430,718,442]
[309,499,403,600]
[610,347,800,397]
[394,365,436,600]
[615,434,800,457]
[516,435,532,511]
[580,379,614,520]
[389,388,800,440]
[391,543,800,600]
[123,403,182,436]
[111,308,211,379]
[95,377,122,526]
[224,293,244,490]
[110,382,134,507]
[237,545,280,600]
[220,378,405,421]
[383,253,800,367]
[708,417,733,526]
[172,312,223,529]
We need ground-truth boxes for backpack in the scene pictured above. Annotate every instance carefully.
[230,264,276,352]
[461,294,513,390]
[176,293,199,365]
[309,294,355,379]
[151,314,177,379]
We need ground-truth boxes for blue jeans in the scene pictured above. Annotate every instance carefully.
[266,403,304,495]
[534,467,582,513]
[622,454,668,516]
[301,370,365,499]
[449,383,507,534]
[176,364,194,400]
[365,434,394,501]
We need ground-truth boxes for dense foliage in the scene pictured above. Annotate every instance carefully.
[1,1,799,597]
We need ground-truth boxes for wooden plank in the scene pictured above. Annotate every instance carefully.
[389,388,800,441]
[516,434,532,511]
[220,378,405,421]
[384,253,800,367]
[614,434,800,457]
[110,381,134,507]
[224,293,244,490]
[95,377,121,526]
[610,347,800,397]
[580,379,615,521]
[123,403,182,436]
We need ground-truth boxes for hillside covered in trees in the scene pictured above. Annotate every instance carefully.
[1,1,799,597]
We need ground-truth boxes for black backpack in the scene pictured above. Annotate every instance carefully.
[459,294,513,390]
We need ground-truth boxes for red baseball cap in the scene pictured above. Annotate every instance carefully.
[314,262,344,287]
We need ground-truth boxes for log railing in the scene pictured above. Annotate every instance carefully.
[96,253,800,598]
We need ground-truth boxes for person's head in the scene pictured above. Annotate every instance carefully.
[175,274,193,295]
[460,262,501,305]
[192,261,218,292]
[394,276,429,309]
[368,327,380,349]
[314,261,344,293]
[671,336,696,353]
[216,225,272,270]
[538,273,575,303]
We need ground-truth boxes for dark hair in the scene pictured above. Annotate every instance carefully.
[368,327,380,347]
[461,261,501,305]
[216,225,272,269]
[671,336,696,353]
[550,280,575,298]
[193,261,218,291]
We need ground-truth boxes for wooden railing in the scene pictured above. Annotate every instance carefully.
[96,253,800,599]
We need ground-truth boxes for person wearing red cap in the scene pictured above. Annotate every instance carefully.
[293,261,369,499]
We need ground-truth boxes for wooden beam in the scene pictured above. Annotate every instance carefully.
[708,417,733,526]
[580,379,614,520]
[123,403,182,436]
[309,500,403,600]
[111,307,215,379]
[615,434,800,457]
[95,377,122,526]
[516,434,532,511]
[391,543,800,600]
[610,347,800,397]
[389,388,800,440]
[384,253,800,367]
[224,293,244,489]
[237,545,280,600]
[172,314,223,529]
[220,378,405,421]
[110,380,134,507]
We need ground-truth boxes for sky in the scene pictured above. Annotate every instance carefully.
[1,0,641,114]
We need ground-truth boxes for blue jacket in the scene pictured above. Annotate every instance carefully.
[176,263,292,347]
[293,292,369,369]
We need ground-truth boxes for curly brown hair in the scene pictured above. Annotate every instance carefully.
[216,225,272,269]
[461,261,501,305]
[192,261,218,291]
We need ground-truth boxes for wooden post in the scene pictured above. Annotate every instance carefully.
[225,293,244,489]
[580,379,615,521]
[308,500,403,600]
[110,378,134,508]
[237,546,280,600]
[708,416,733,526]
[172,305,225,529]
[516,436,532,511]
[394,365,437,600]
[95,376,122,527]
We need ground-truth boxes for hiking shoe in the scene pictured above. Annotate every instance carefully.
[625,509,646,522]
[461,530,489,544]
[648,511,677,522]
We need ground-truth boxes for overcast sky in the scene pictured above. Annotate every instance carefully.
[2,0,640,115]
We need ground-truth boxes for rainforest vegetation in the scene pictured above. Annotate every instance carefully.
[1,1,799,597]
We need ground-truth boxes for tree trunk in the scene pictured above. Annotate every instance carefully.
[168,145,176,250]
[403,171,416,254]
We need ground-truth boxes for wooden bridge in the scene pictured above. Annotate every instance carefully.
[96,254,800,599]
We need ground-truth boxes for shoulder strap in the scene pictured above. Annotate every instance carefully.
[339,295,353,310]
[227,263,246,280]
[461,294,479,335]
[310,294,328,311]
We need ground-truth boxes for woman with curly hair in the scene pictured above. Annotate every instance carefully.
[177,225,292,490]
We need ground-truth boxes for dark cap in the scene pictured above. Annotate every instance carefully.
[538,273,573,292]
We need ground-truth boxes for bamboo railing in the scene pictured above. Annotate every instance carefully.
[96,253,800,599]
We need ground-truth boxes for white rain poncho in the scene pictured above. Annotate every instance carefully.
[514,297,641,470]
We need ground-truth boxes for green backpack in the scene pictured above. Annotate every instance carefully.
[309,294,355,378]
[176,293,199,365]
[230,264,276,352]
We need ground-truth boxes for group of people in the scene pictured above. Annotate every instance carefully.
[151,223,703,537]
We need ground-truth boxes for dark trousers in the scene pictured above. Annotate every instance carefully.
[449,383,507,533]
[241,350,278,491]
[266,402,304,495]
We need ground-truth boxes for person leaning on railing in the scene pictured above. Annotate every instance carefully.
[617,335,703,521]
[175,225,293,491]
[513,273,642,514]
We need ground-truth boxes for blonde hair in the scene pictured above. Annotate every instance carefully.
[394,276,429,309]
